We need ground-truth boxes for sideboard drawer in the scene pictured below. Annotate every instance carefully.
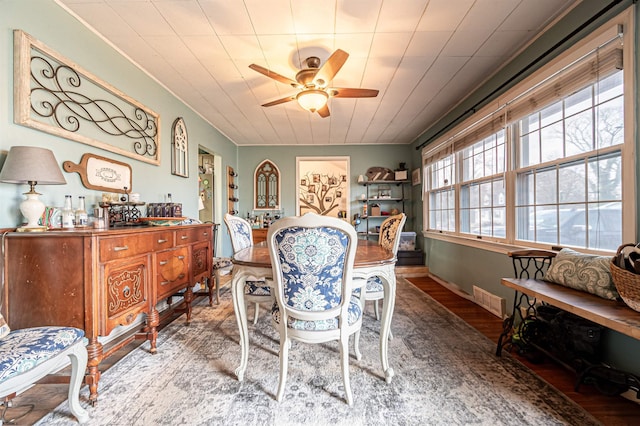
[100,234,153,261]
[175,227,210,245]
[99,231,174,261]
[156,247,190,299]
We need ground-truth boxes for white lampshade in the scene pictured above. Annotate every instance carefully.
[296,90,328,112]
[0,146,66,231]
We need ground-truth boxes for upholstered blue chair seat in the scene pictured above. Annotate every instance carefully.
[271,296,362,331]
[212,257,233,270]
[245,280,271,297]
[366,276,384,293]
[353,276,384,298]
[0,327,85,384]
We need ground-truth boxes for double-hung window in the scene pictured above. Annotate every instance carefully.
[423,19,632,254]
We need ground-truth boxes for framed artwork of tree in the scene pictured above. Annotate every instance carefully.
[296,156,349,219]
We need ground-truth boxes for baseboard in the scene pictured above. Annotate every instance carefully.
[395,266,429,278]
[427,273,475,302]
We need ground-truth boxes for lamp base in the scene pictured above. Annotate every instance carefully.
[19,187,46,231]
[16,225,48,232]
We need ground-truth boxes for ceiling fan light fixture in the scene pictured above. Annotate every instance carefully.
[296,89,328,112]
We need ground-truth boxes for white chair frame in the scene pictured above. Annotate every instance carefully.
[364,213,406,320]
[267,213,363,405]
[0,338,89,424]
[224,213,273,324]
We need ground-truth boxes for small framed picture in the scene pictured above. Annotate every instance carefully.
[412,168,421,186]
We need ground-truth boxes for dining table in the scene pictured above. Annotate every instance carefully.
[230,238,398,383]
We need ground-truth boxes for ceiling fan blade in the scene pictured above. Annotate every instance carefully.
[249,64,299,87]
[317,104,330,118]
[329,87,379,98]
[313,49,349,87]
[262,95,296,107]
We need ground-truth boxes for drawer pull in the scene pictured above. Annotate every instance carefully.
[113,245,129,252]
[159,260,168,266]
[178,274,185,279]
[203,232,208,237]
[177,255,185,260]
[157,239,168,244]
[181,235,188,240]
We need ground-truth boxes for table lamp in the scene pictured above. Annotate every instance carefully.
[0,146,66,232]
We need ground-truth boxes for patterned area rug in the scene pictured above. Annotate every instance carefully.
[37,278,599,425]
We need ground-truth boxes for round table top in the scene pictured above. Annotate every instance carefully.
[232,239,395,268]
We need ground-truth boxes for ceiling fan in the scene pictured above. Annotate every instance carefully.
[249,49,379,118]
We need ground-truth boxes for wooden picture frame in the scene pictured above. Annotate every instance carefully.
[412,168,421,186]
[296,156,349,218]
[13,30,160,165]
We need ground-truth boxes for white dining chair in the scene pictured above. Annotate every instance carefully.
[267,213,363,405]
[361,213,406,320]
[224,213,272,323]
[0,324,89,424]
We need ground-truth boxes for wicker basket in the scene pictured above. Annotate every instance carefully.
[610,243,640,312]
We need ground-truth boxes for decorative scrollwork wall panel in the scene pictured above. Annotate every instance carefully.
[13,30,160,165]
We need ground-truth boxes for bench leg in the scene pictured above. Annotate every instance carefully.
[496,290,521,356]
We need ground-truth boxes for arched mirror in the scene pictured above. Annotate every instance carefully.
[254,159,280,210]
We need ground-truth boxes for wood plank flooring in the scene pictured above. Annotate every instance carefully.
[5,272,640,425]
[408,276,640,425]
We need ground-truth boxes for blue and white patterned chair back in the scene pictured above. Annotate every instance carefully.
[224,213,253,254]
[378,213,407,256]
[268,213,359,327]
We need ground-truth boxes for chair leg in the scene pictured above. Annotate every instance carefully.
[214,270,222,305]
[276,336,289,402]
[206,277,213,307]
[68,343,90,423]
[353,330,362,361]
[340,334,353,406]
[253,302,260,324]
[374,299,380,321]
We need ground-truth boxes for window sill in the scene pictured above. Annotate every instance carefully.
[421,230,616,256]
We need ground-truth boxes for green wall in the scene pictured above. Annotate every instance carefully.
[0,0,238,244]
[412,0,640,374]
[237,145,413,227]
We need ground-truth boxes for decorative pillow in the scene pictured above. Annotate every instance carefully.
[543,248,619,300]
[0,313,10,340]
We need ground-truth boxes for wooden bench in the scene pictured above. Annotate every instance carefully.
[499,271,640,396]
[496,249,640,399]
[501,278,640,341]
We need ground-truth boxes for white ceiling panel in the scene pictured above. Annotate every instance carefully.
[57,0,578,146]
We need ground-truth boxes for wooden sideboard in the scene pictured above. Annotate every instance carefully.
[252,228,268,244]
[1,223,212,404]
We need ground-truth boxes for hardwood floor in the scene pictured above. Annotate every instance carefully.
[5,272,640,425]
[408,276,640,426]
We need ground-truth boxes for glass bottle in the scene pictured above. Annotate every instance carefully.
[75,196,88,227]
[62,195,75,229]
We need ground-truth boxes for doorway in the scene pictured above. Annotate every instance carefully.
[198,147,223,255]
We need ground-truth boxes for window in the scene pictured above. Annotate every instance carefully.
[254,160,280,210]
[427,155,456,232]
[460,131,506,237]
[422,20,632,253]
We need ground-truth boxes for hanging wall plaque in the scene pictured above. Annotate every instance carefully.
[13,30,160,165]
[63,153,132,193]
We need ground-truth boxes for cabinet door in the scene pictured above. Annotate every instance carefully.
[102,255,151,335]
[5,235,87,330]
[191,240,211,284]
[156,247,190,300]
